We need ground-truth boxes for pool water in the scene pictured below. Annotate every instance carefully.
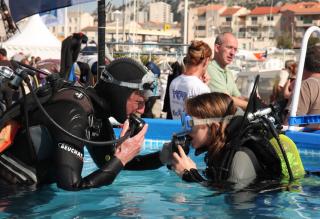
[0,143,320,219]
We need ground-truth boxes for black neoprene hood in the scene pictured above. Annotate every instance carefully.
[94,58,147,123]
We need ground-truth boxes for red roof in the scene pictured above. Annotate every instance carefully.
[220,7,242,16]
[197,4,224,15]
[281,2,320,15]
[250,7,281,15]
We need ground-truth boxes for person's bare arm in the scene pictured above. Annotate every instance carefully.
[232,96,248,110]
[283,79,295,99]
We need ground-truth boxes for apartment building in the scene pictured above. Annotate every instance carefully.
[48,11,94,40]
[149,2,173,24]
[219,6,249,38]
[188,4,225,42]
[281,2,320,48]
[246,7,281,40]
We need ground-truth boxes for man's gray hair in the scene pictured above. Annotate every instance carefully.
[214,32,234,45]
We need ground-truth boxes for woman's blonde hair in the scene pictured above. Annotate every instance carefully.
[184,40,212,66]
[185,92,236,163]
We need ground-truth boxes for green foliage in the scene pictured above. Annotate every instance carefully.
[276,33,293,49]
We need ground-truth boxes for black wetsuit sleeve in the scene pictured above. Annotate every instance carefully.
[124,151,163,170]
[39,96,124,191]
[182,168,206,183]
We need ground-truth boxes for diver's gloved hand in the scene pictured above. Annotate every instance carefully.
[159,142,173,165]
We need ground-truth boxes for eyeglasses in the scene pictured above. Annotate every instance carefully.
[128,95,146,109]
[134,100,145,109]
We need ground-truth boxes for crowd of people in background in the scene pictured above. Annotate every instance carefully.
[0,48,45,112]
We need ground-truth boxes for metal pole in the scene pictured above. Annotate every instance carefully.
[291,22,294,47]
[183,0,188,54]
[116,18,119,50]
[64,7,68,38]
[122,0,126,42]
[98,0,106,79]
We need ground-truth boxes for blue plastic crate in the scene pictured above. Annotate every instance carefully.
[288,114,320,126]
[286,114,320,151]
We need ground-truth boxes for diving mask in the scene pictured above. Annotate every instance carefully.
[100,68,158,98]
[180,112,234,132]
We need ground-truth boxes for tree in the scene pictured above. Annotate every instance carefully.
[276,33,293,49]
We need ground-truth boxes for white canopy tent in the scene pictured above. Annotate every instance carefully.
[1,14,61,59]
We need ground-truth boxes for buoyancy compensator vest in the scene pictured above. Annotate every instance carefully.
[205,114,305,183]
[204,116,282,182]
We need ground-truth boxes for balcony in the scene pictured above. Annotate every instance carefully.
[296,20,313,27]
[249,32,259,38]
[195,20,206,26]
[261,21,276,27]
[195,30,206,37]
[246,21,260,27]
[238,32,246,38]
[221,21,232,27]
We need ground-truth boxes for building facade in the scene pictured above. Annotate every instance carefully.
[48,11,94,40]
[149,2,173,24]
[281,2,320,48]
[188,4,225,42]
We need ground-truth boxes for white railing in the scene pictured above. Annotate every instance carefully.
[289,26,320,130]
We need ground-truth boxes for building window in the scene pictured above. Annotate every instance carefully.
[199,14,205,19]
[197,26,206,30]
[226,17,232,22]
[251,17,257,25]
[303,17,312,24]
[267,15,274,21]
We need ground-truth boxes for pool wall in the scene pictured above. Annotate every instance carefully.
[115,118,320,154]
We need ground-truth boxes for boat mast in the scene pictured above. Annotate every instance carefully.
[97,0,106,79]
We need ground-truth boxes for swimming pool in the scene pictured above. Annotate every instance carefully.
[0,119,319,218]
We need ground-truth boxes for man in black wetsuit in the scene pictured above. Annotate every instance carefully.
[0,48,13,113]
[0,58,166,190]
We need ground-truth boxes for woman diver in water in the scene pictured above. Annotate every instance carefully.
[170,92,305,189]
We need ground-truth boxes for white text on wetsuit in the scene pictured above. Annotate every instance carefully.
[58,143,83,160]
